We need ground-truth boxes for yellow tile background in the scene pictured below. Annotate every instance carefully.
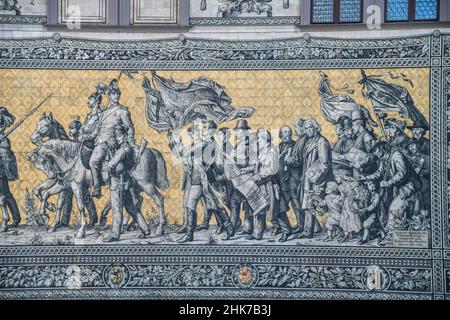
[0,68,430,225]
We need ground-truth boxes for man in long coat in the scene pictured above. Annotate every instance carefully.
[296,119,333,239]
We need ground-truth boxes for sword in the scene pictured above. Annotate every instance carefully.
[3,93,53,140]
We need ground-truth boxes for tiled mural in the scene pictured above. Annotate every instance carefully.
[0,0,449,302]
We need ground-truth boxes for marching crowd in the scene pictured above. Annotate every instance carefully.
[168,109,430,245]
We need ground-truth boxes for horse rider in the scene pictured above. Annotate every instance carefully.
[0,107,20,231]
[68,117,82,142]
[103,124,150,242]
[89,79,136,199]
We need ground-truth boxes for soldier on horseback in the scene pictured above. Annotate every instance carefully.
[88,79,136,198]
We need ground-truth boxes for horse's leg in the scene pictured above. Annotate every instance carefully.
[86,196,98,229]
[38,185,58,227]
[34,179,57,222]
[141,182,166,236]
[72,185,87,239]
[50,187,71,232]
[44,184,66,233]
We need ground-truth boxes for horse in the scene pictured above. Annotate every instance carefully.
[29,113,170,238]
[29,112,98,231]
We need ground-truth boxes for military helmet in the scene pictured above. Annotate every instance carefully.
[109,79,121,95]
[69,117,82,130]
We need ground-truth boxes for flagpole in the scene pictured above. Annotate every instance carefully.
[374,112,387,140]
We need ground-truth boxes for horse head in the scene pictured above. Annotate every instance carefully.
[31,112,70,145]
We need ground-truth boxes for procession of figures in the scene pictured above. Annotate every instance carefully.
[0,69,430,246]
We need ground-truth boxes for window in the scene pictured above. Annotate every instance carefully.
[48,0,188,27]
[131,0,178,25]
[311,0,362,24]
[58,0,109,25]
[385,0,439,22]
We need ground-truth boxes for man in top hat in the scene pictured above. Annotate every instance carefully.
[331,116,354,177]
[89,79,136,198]
[103,124,150,242]
[285,118,309,234]
[350,109,376,154]
[0,107,20,231]
[407,120,430,156]
[295,119,333,239]
[384,118,410,151]
[274,125,295,240]
[230,119,257,234]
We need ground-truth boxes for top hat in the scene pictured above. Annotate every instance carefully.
[407,119,429,131]
[0,107,15,127]
[384,118,406,132]
[69,117,82,130]
[96,82,109,95]
[350,109,366,123]
[109,79,121,94]
[234,119,251,130]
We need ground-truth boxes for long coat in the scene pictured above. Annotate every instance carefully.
[285,134,308,199]
[253,145,279,220]
[301,133,333,210]
[0,137,18,181]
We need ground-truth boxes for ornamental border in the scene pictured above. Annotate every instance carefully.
[0,245,433,259]
[0,288,433,300]
[189,16,301,26]
[0,15,47,24]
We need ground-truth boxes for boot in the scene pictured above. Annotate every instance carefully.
[271,225,281,236]
[177,209,195,243]
[196,209,212,231]
[215,224,225,235]
[177,225,188,234]
[230,206,242,231]
[278,233,290,243]
[292,207,304,234]
[221,221,235,241]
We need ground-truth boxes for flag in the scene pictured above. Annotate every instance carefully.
[143,72,255,132]
[318,71,378,126]
[359,70,429,127]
